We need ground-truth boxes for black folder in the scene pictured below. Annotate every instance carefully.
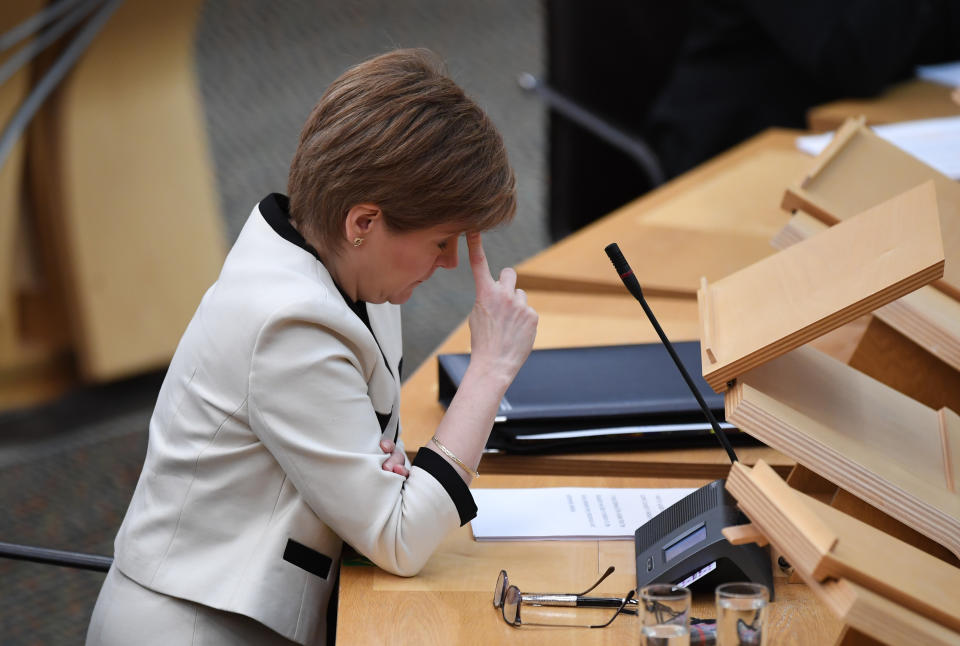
[437,342,752,454]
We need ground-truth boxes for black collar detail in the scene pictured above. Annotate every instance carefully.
[260,193,321,261]
[259,193,392,379]
[259,193,369,321]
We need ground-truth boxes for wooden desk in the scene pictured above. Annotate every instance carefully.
[516,130,810,298]
[807,79,960,132]
[338,474,842,646]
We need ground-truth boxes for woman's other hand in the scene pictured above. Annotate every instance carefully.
[465,233,538,383]
[379,438,409,477]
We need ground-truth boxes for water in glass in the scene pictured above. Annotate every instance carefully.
[641,623,690,646]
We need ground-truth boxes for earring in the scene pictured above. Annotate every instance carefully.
[353,237,364,247]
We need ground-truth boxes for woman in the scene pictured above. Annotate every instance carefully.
[86,49,537,645]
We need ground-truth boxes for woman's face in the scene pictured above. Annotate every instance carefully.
[359,222,462,304]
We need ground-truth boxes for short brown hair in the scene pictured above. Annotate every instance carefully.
[287,48,516,253]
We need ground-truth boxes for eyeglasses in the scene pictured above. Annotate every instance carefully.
[493,566,637,628]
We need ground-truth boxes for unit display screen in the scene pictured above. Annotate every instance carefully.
[663,523,707,561]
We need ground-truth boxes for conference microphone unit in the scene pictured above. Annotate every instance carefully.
[604,242,773,598]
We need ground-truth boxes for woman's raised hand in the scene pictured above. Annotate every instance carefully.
[466,233,538,382]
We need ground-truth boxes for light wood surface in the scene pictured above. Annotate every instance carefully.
[782,118,960,302]
[774,211,960,375]
[0,0,75,409]
[726,461,960,641]
[726,346,960,560]
[806,79,960,132]
[848,316,960,416]
[515,130,809,298]
[400,289,794,480]
[337,474,843,646]
[30,0,225,381]
[699,181,945,391]
[826,580,960,646]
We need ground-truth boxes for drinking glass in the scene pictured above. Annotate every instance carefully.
[639,583,691,646]
[715,582,769,646]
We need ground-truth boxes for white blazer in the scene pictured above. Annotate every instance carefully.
[112,195,476,645]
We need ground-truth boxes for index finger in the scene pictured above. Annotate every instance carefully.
[466,232,494,291]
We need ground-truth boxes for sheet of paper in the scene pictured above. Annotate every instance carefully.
[795,115,960,179]
[470,487,697,541]
[916,60,960,87]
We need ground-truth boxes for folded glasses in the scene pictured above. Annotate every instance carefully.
[493,566,637,628]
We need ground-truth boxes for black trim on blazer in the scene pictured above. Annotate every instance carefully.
[260,193,322,261]
[413,447,478,526]
[283,538,333,579]
[375,410,391,433]
[259,193,398,381]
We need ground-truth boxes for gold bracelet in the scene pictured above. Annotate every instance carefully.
[430,436,479,478]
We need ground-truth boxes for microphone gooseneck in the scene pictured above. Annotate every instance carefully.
[604,243,739,464]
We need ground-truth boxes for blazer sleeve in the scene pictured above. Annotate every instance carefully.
[247,301,476,577]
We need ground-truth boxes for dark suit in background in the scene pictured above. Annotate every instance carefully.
[547,0,960,239]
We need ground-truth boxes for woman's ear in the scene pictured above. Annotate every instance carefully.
[344,204,383,242]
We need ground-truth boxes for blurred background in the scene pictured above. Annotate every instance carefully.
[2,0,958,643]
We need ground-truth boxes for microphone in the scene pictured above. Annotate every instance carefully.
[604,243,738,464]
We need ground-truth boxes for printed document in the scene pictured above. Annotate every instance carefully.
[471,487,697,541]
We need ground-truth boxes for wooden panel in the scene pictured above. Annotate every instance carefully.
[0,1,37,364]
[0,0,77,411]
[835,581,960,646]
[847,317,960,415]
[726,461,960,635]
[939,408,960,494]
[774,211,960,374]
[826,581,960,646]
[399,290,794,480]
[37,0,225,380]
[807,79,960,132]
[700,182,945,391]
[829,489,960,567]
[726,347,960,559]
[782,119,960,301]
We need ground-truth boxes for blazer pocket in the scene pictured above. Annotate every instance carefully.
[283,538,332,579]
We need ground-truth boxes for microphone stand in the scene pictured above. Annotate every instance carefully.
[604,242,738,464]
[605,243,772,599]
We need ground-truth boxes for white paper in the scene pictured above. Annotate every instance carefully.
[470,487,697,541]
[795,115,960,180]
[916,60,960,87]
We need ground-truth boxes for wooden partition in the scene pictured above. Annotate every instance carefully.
[0,0,76,409]
[698,182,945,392]
[773,211,960,412]
[29,0,225,382]
[725,347,960,560]
[725,461,960,645]
[782,117,960,301]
